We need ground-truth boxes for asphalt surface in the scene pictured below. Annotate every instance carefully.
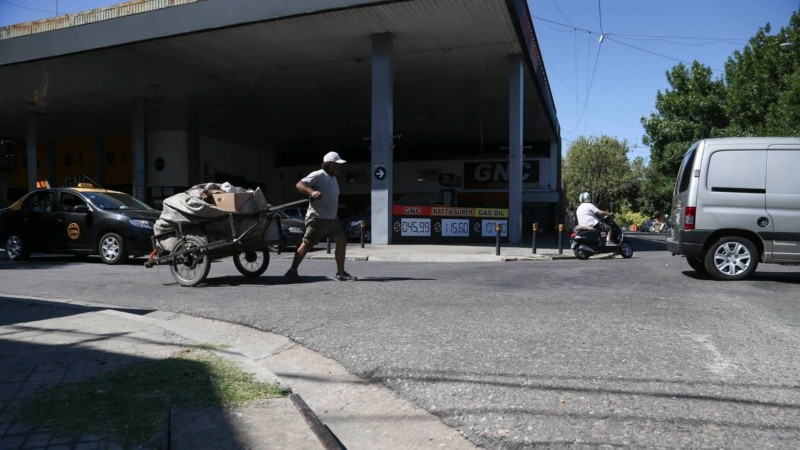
[2,234,800,448]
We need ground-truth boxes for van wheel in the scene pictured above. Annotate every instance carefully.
[686,257,708,275]
[703,237,758,281]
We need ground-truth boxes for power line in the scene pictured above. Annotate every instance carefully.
[531,14,726,73]
[0,0,54,14]
[531,14,750,45]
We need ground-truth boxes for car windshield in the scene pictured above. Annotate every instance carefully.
[83,192,155,211]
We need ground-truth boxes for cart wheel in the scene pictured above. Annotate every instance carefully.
[233,249,269,277]
[170,235,210,287]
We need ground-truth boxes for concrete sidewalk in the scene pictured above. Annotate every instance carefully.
[0,294,475,450]
[310,237,580,263]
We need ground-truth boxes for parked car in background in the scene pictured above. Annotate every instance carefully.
[267,210,306,252]
[343,212,371,243]
[280,206,307,222]
[0,184,159,264]
[639,220,655,233]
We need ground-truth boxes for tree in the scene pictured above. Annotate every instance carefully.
[640,61,727,213]
[725,10,800,136]
[562,135,633,213]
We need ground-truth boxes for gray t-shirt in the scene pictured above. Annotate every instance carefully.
[302,169,340,220]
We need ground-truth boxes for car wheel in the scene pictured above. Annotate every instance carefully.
[4,233,30,261]
[99,232,129,265]
[233,250,269,277]
[686,256,707,275]
[363,229,371,243]
[619,239,634,258]
[703,236,758,281]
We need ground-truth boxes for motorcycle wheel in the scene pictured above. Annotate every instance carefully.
[574,247,591,260]
[619,239,634,259]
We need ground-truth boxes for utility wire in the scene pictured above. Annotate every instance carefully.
[531,14,749,43]
[532,14,726,73]
[0,0,54,14]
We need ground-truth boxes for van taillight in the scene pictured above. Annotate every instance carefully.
[684,207,696,230]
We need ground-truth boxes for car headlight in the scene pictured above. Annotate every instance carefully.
[288,226,304,234]
[350,220,363,227]
[129,219,154,229]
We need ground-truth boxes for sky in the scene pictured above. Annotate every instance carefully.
[0,0,797,162]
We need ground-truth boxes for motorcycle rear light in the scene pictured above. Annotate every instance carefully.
[684,206,696,230]
[569,231,576,239]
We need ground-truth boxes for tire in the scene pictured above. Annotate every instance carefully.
[4,233,30,261]
[363,229,371,243]
[574,247,591,260]
[686,256,707,275]
[619,239,634,259]
[170,235,211,287]
[703,236,758,281]
[99,232,129,265]
[233,250,269,277]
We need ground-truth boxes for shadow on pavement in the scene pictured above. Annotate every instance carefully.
[0,297,248,449]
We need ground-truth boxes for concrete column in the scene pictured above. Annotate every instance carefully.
[550,140,559,192]
[187,118,200,187]
[94,132,105,185]
[508,55,524,243]
[370,33,394,245]
[47,141,56,185]
[26,112,36,191]
[132,98,146,201]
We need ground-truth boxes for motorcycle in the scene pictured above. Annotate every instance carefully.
[570,215,634,260]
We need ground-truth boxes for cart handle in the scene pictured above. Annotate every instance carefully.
[267,198,310,213]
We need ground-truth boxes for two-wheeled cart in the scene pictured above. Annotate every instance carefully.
[146,199,308,287]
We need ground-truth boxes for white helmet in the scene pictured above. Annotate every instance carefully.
[579,192,591,203]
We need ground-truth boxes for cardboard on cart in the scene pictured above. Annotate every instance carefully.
[213,192,253,212]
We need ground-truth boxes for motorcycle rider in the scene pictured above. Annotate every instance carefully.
[576,192,616,246]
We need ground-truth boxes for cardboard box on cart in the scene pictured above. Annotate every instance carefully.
[212,192,253,212]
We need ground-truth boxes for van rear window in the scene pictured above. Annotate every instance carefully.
[676,148,696,193]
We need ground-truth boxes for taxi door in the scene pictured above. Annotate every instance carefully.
[20,190,60,252]
[54,192,94,252]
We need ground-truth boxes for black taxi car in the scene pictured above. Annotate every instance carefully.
[0,184,160,264]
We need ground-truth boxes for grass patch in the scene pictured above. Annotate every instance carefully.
[16,346,284,446]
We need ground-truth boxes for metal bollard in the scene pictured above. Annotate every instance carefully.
[558,224,564,254]
[532,223,538,254]
[326,236,331,254]
[360,220,366,248]
[495,223,502,256]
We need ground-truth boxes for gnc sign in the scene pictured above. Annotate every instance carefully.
[463,161,539,189]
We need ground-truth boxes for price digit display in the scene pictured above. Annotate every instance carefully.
[442,219,470,237]
[401,218,431,236]
[481,220,508,237]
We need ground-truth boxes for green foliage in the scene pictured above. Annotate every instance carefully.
[563,135,634,212]
[725,11,800,136]
[615,208,649,229]
[640,61,727,214]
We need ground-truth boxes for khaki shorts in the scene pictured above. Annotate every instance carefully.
[303,218,345,246]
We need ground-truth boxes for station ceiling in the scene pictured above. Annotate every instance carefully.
[0,0,559,164]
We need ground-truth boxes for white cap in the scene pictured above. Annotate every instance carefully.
[323,151,346,164]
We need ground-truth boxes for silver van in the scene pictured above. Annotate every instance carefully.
[666,137,800,280]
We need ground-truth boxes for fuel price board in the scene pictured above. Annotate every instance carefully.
[392,205,508,243]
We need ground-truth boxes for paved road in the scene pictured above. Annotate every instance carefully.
[2,235,800,448]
